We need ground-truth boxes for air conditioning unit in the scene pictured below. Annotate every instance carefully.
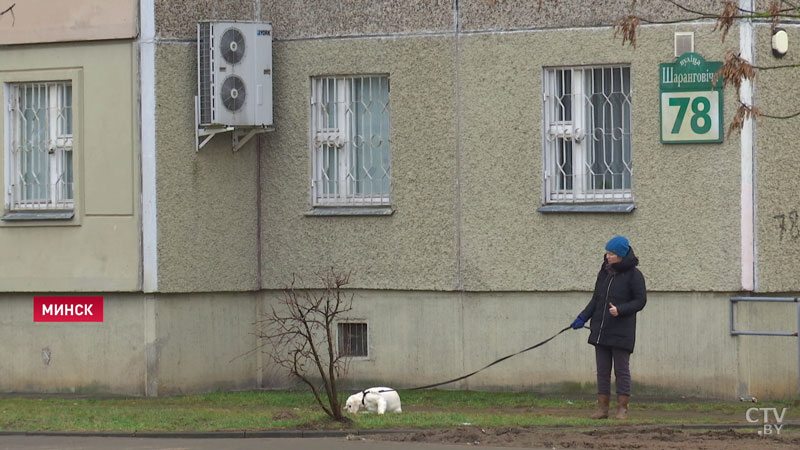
[197,21,273,128]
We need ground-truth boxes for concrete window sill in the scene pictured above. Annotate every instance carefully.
[537,203,635,214]
[1,210,75,221]
[305,207,395,217]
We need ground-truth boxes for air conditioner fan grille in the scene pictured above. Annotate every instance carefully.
[221,75,246,112]
[220,28,246,64]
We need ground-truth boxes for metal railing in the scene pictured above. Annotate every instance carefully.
[729,296,799,393]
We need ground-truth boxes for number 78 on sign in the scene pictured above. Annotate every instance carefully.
[660,53,723,144]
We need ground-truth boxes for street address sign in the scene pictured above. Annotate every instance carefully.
[660,53,723,144]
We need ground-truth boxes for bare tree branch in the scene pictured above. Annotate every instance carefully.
[728,102,760,137]
[711,2,736,41]
[611,1,800,132]
[614,15,641,47]
[714,50,757,94]
[255,268,355,422]
[752,62,800,70]
[665,0,716,16]
[1,3,15,26]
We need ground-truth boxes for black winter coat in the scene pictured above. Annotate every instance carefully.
[578,248,647,353]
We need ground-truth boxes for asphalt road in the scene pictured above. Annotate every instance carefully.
[0,436,544,450]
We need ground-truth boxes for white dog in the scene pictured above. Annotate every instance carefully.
[344,387,402,414]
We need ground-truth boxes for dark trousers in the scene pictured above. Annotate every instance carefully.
[595,344,632,396]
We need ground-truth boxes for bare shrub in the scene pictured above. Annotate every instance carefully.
[257,269,355,422]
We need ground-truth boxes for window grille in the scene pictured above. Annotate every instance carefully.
[7,81,73,210]
[337,322,368,357]
[311,75,391,206]
[542,66,632,203]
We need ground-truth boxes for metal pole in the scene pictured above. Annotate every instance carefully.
[730,296,798,302]
[732,331,796,337]
[730,299,735,336]
[729,296,800,393]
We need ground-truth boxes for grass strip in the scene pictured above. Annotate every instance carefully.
[0,390,796,432]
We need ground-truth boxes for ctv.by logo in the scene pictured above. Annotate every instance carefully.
[746,407,787,435]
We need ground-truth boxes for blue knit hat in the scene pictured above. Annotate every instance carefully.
[605,236,630,258]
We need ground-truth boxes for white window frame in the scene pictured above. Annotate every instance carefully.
[542,65,633,204]
[310,75,391,207]
[5,81,74,211]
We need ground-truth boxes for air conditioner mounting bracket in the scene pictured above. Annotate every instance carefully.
[194,95,273,152]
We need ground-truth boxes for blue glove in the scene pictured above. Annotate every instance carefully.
[570,315,586,329]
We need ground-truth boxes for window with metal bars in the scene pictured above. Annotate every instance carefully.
[542,66,632,203]
[311,75,391,206]
[6,81,74,210]
[337,322,368,357]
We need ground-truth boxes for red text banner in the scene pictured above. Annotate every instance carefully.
[34,297,104,322]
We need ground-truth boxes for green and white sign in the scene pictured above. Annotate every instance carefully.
[660,53,723,144]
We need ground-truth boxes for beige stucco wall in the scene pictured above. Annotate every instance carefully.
[149,293,261,395]
[732,299,798,398]
[0,0,137,45]
[1,288,793,398]
[0,294,146,395]
[154,44,261,293]
[0,41,140,292]
[0,288,794,398]
[753,24,800,292]
[0,292,262,396]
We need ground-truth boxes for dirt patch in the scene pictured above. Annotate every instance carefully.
[403,404,747,424]
[271,411,300,421]
[371,426,800,449]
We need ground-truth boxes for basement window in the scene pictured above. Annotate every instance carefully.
[337,322,368,358]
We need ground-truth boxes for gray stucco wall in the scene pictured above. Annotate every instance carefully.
[155,44,261,293]
[257,25,742,292]
[156,0,256,39]
[259,37,459,290]
[261,289,798,399]
[155,1,737,40]
[151,1,788,294]
[261,0,453,39]
[459,25,741,292]
[156,0,454,40]
[458,0,731,32]
[754,24,800,292]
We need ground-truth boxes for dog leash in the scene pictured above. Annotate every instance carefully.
[361,325,573,401]
[406,325,573,390]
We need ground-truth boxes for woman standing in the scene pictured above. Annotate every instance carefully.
[570,236,647,420]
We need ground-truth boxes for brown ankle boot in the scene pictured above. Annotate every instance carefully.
[591,394,610,419]
[615,395,629,419]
